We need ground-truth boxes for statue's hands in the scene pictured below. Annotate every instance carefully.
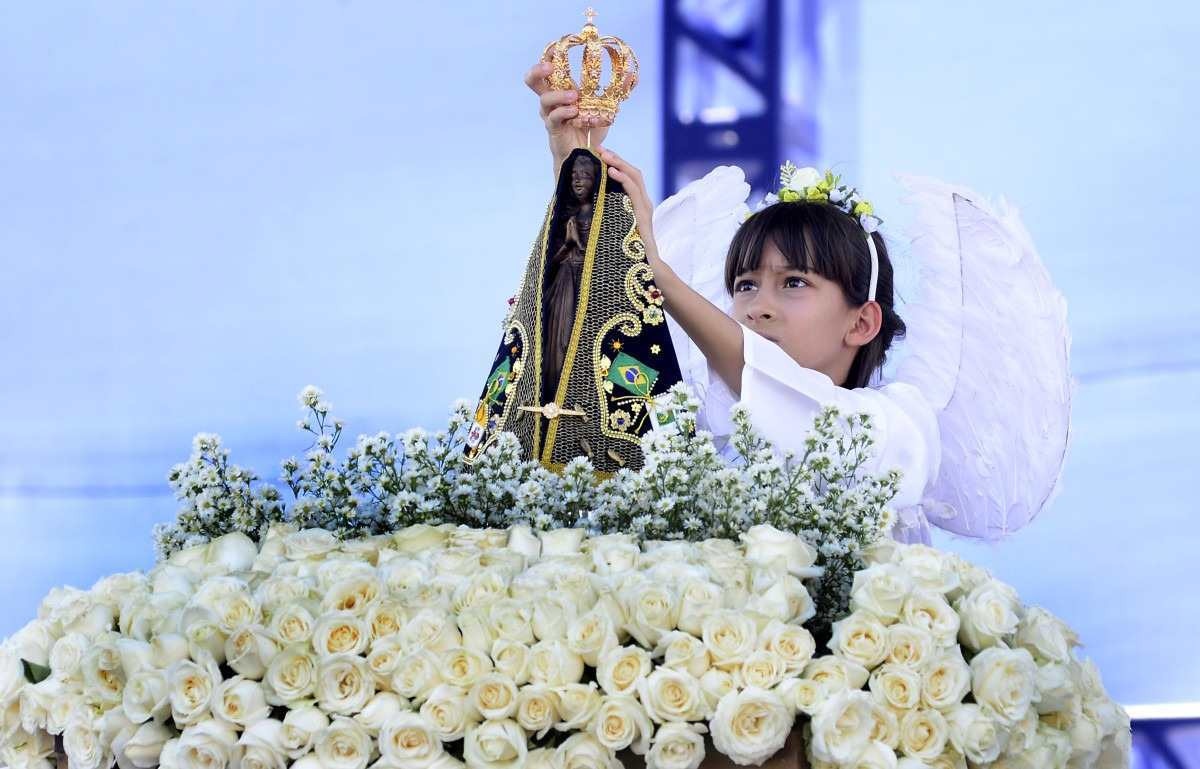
[598,148,660,267]
[524,60,618,176]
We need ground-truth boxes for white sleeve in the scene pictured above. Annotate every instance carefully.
[737,326,941,518]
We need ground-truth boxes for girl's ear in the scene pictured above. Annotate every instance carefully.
[845,300,883,348]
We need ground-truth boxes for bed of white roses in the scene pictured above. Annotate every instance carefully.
[0,519,1128,769]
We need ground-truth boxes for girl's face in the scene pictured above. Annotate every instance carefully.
[731,239,867,385]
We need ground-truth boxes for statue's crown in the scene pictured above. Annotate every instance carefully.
[542,8,639,126]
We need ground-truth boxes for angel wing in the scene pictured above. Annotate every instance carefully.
[652,166,752,437]
[888,174,1073,540]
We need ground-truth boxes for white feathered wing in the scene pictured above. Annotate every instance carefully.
[887,174,1073,539]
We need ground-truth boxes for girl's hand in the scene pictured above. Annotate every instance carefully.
[524,61,614,175]
[597,147,658,262]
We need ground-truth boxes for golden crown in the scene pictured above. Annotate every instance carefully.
[541,8,639,126]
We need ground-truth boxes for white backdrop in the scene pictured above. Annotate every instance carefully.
[1,1,1196,706]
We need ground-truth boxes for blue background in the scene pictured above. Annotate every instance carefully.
[1,1,1197,710]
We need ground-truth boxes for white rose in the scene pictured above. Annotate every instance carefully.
[10,620,55,667]
[1034,661,1074,714]
[455,608,496,657]
[749,575,815,624]
[539,528,586,556]
[313,612,370,658]
[653,631,711,679]
[377,557,431,596]
[551,682,603,731]
[810,690,874,764]
[452,570,510,615]
[566,610,619,668]
[48,632,90,680]
[255,574,312,610]
[646,722,707,769]
[237,719,288,769]
[470,673,519,720]
[429,547,482,581]
[831,611,890,669]
[211,675,269,728]
[779,676,825,716]
[595,645,651,697]
[674,580,724,636]
[392,650,444,704]
[120,720,174,769]
[803,655,870,695]
[176,719,240,769]
[851,740,900,769]
[868,700,900,750]
[592,694,653,754]
[420,683,480,741]
[504,525,542,562]
[901,591,960,648]
[206,533,259,574]
[353,691,406,736]
[65,720,110,769]
[515,684,559,739]
[323,577,383,618]
[851,564,914,623]
[897,708,948,761]
[526,747,557,769]
[440,647,494,689]
[529,640,584,687]
[704,553,750,594]
[366,637,405,688]
[1014,607,1076,665]
[168,656,222,726]
[266,604,317,647]
[392,524,450,554]
[366,600,407,643]
[969,647,1037,727]
[487,600,535,645]
[694,668,733,714]
[20,677,63,735]
[123,668,170,724]
[530,594,574,642]
[280,706,329,760]
[740,650,788,690]
[741,525,820,577]
[81,636,125,704]
[758,620,816,675]
[264,647,318,706]
[42,587,114,639]
[403,610,463,654]
[884,624,934,670]
[316,654,376,715]
[554,732,620,769]
[589,540,640,577]
[284,529,340,561]
[955,580,1021,652]
[224,625,278,680]
[896,546,960,595]
[920,649,971,710]
[869,664,922,710]
[490,640,531,686]
[637,668,707,723]
[314,716,371,769]
[2,725,54,769]
[622,583,678,648]
[711,687,795,766]
[463,718,526,769]
[945,704,1006,764]
[783,165,823,193]
[702,610,757,670]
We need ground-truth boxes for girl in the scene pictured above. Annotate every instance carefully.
[525,64,1072,545]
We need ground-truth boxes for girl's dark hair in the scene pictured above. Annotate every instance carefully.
[723,201,906,389]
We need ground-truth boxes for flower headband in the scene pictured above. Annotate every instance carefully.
[756,162,882,302]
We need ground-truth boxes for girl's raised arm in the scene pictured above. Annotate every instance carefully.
[600,147,748,396]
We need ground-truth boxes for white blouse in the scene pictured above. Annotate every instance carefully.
[694,325,942,544]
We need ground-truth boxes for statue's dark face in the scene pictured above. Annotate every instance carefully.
[570,156,596,203]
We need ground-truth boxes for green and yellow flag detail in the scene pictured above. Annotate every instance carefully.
[484,358,512,406]
[608,352,659,398]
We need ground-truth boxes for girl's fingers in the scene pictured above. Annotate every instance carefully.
[545,105,580,128]
[539,89,578,118]
[524,61,553,94]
